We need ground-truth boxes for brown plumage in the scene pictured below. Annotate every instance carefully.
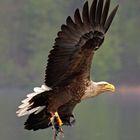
[17,0,119,138]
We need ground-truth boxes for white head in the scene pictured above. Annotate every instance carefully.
[82,81,115,100]
[94,81,115,93]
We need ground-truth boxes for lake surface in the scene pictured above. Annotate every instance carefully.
[0,88,140,140]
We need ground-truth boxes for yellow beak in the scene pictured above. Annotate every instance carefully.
[105,83,116,92]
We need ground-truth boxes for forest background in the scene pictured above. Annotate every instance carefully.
[0,0,139,88]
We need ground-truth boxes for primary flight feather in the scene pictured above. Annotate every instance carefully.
[17,0,119,139]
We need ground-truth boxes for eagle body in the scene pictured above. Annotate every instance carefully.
[17,0,118,138]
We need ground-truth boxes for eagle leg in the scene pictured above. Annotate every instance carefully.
[50,112,64,140]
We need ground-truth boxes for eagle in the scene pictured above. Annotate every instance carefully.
[16,0,119,139]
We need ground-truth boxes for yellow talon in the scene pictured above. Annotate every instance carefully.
[55,112,63,126]
[50,112,64,139]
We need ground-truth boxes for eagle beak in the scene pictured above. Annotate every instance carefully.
[105,83,115,92]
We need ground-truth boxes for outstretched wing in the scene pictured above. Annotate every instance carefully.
[45,0,119,88]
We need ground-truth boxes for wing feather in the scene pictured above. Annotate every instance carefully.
[104,5,119,32]
[101,0,110,26]
[90,0,97,27]
[74,9,83,26]
[45,0,119,87]
[82,1,90,27]
[96,0,104,24]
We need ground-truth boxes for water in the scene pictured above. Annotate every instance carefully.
[0,88,140,140]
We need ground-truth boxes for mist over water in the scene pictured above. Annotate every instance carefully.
[0,88,140,140]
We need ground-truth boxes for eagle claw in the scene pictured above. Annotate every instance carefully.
[50,112,64,140]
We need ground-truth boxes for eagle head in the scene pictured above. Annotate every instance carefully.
[82,81,115,100]
[95,81,115,93]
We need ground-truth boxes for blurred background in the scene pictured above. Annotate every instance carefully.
[0,0,140,140]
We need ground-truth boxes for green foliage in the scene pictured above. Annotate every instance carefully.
[116,0,140,84]
[92,31,121,81]
[0,0,139,87]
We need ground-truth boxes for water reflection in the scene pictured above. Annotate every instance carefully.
[0,88,140,140]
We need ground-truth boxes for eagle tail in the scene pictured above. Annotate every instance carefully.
[16,84,51,117]
[24,109,52,130]
[16,84,75,130]
[15,84,52,130]
[24,111,76,131]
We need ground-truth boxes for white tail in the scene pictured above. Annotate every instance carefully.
[16,84,51,117]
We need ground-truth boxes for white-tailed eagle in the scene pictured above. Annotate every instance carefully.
[17,0,119,139]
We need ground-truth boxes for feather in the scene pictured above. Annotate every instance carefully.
[33,87,45,93]
[61,24,78,40]
[21,97,32,104]
[90,0,97,27]
[82,1,90,25]
[34,106,46,114]
[18,107,41,117]
[96,0,104,24]
[27,92,38,98]
[18,103,29,109]
[104,5,119,33]
[66,16,76,30]
[41,84,51,91]
[74,9,83,26]
[17,85,51,117]
[101,0,110,26]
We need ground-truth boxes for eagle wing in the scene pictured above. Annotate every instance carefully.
[45,0,119,88]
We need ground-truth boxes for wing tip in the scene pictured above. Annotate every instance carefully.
[104,4,119,33]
